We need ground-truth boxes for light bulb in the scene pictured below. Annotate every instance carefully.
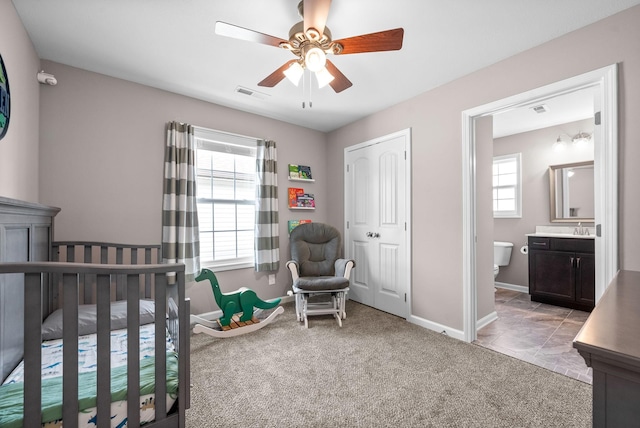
[304,47,326,72]
[315,67,334,88]
[552,136,566,152]
[283,62,304,86]
[572,132,591,148]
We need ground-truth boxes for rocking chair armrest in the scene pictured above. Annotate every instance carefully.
[335,258,355,279]
[286,260,300,281]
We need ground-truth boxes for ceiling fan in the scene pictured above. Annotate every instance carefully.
[215,0,404,93]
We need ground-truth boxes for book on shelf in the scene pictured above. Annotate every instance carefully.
[297,193,315,208]
[298,165,312,180]
[288,187,304,208]
[288,164,313,180]
[288,187,315,208]
[288,219,312,234]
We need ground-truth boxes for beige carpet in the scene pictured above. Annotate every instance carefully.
[187,301,591,427]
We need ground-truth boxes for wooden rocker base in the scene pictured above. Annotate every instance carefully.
[192,306,284,338]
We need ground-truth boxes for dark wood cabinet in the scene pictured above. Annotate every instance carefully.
[528,236,594,311]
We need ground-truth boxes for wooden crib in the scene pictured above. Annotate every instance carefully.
[0,197,190,428]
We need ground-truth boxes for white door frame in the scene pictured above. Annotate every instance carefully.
[344,128,413,318]
[461,64,619,343]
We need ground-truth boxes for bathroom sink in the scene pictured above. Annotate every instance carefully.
[526,232,595,239]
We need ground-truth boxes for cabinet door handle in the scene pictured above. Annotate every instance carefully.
[570,257,575,268]
[576,257,581,269]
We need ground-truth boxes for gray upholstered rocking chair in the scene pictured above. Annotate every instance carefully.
[286,222,355,328]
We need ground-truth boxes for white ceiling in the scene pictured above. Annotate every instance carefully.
[12,0,640,133]
[493,86,595,138]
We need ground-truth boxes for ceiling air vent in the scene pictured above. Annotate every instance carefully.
[530,104,548,114]
[235,86,269,100]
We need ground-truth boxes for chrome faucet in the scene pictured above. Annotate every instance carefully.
[573,222,588,236]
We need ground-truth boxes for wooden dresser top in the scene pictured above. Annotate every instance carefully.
[574,270,640,368]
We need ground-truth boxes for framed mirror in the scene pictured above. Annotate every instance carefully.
[549,160,594,222]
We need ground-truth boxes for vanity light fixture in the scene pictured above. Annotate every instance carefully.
[553,131,592,151]
[552,135,567,151]
[572,131,591,147]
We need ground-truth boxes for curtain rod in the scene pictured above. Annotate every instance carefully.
[192,125,265,142]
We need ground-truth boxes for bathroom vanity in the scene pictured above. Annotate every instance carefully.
[527,234,595,311]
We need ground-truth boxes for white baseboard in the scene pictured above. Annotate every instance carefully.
[190,295,293,325]
[476,311,498,330]
[408,315,465,341]
[494,282,528,294]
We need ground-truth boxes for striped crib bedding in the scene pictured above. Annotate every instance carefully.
[0,324,178,428]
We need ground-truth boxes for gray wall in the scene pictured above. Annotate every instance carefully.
[0,2,40,202]
[493,118,594,288]
[4,3,640,330]
[326,6,640,331]
[37,61,328,315]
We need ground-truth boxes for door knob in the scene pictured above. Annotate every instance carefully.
[366,232,373,237]
[373,233,380,238]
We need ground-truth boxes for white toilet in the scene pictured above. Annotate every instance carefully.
[494,241,514,279]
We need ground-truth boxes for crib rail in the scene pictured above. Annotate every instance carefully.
[0,262,189,428]
[52,241,162,265]
[50,242,164,314]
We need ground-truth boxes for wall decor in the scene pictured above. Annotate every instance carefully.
[0,53,10,140]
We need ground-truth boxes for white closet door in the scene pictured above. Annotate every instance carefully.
[345,131,409,318]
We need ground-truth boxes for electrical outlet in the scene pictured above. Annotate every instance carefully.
[268,274,275,285]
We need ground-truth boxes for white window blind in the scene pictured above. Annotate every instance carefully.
[493,153,522,218]
[195,127,258,270]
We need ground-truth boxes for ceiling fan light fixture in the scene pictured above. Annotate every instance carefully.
[304,46,326,72]
[284,61,304,86]
[305,28,321,42]
[315,66,335,88]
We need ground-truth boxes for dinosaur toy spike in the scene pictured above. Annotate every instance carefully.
[196,269,281,327]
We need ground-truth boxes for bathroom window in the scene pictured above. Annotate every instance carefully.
[493,153,522,218]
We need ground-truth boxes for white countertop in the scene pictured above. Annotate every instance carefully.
[526,225,595,239]
[526,232,595,239]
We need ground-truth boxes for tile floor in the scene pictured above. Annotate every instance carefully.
[474,288,592,384]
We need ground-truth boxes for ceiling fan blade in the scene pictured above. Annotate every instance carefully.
[325,60,352,93]
[258,60,298,87]
[303,0,332,36]
[334,28,404,54]
[215,21,287,48]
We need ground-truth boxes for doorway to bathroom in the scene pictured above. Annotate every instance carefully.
[461,64,619,345]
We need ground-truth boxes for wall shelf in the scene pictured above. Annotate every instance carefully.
[288,178,315,182]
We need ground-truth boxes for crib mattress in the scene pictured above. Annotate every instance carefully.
[0,324,178,428]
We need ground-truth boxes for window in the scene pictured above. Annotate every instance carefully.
[493,153,522,218]
[195,128,257,270]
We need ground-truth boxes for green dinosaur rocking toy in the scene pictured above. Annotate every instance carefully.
[193,269,283,336]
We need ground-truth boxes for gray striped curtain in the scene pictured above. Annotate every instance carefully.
[255,139,280,271]
[162,121,200,282]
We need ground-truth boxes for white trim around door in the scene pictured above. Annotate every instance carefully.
[344,128,412,319]
[461,64,619,343]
